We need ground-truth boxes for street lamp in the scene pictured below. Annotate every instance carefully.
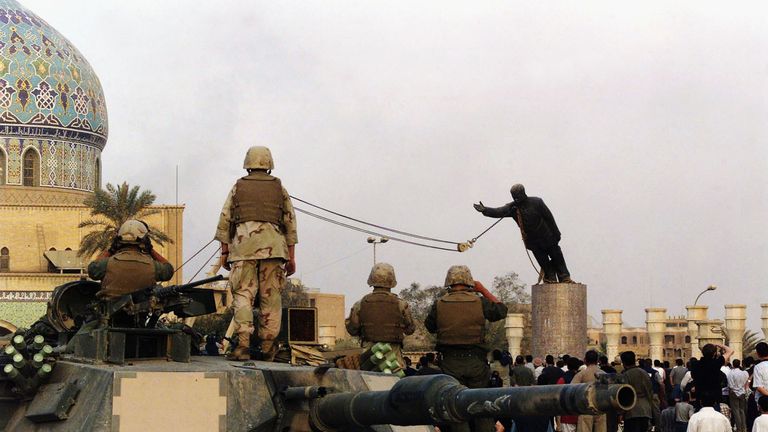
[694,285,717,306]
[367,236,389,264]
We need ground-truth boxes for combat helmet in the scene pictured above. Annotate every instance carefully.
[444,265,474,287]
[367,262,397,288]
[117,220,149,243]
[243,146,274,170]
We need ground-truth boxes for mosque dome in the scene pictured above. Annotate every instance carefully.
[0,0,107,195]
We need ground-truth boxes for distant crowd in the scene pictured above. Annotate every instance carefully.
[406,342,768,432]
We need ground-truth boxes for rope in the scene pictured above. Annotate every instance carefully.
[187,245,222,282]
[173,238,216,275]
[294,206,459,252]
[290,195,460,244]
[516,208,543,283]
[470,218,505,242]
[302,245,370,276]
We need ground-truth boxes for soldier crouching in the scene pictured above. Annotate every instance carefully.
[345,263,415,369]
[87,219,174,301]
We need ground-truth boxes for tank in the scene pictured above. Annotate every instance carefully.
[0,278,636,432]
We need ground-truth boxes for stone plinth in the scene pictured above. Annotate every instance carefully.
[761,304,768,342]
[646,308,667,361]
[505,313,525,358]
[686,305,708,358]
[724,304,747,361]
[532,283,587,357]
[602,309,623,363]
[697,319,725,348]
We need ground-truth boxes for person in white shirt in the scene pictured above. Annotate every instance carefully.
[754,343,768,406]
[754,396,768,432]
[688,395,731,432]
[653,359,666,382]
[533,357,544,380]
[729,359,750,432]
[680,358,697,390]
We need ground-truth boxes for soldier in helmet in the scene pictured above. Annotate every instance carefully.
[425,265,508,432]
[215,146,298,361]
[87,219,174,300]
[345,263,415,368]
[474,183,574,284]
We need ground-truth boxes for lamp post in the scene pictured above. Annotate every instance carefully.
[367,236,389,264]
[694,285,717,306]
[687,284,716,358]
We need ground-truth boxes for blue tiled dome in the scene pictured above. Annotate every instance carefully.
[0,0,108,192]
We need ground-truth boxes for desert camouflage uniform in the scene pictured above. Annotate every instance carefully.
[215,171,298,342]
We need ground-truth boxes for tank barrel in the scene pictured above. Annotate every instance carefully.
[310,375,636,431]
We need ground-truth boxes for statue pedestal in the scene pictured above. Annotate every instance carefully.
[531,283,587,358]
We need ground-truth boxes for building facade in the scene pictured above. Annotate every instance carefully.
[0,0,183,332]
[588,315,692,362]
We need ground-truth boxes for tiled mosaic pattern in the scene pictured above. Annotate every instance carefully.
[0,137,100,190]
[0,0,107,146]
[0,300,45,327]
[0,0,107,192]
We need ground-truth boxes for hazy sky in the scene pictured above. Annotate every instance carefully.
[27,1,768,331]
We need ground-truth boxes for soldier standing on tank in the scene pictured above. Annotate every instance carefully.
[87,219,174,301]
[425,265,508,432]
[474,183,574,284]
[215,146,298,361]
[345,262,416,368]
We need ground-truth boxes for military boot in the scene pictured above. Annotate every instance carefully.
[559,276,577,284]
[261,340,279,362]
[226,333,250,361]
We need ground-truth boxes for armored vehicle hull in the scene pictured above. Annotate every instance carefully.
[2,357,430,432]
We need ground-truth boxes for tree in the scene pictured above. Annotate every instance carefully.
[282,278,310,307]
[742,330,764,359]
[484,272,531,352]
[398,282,445,350]
[77,182,172,257]
[398,282,445,322]
[491,272,531,304]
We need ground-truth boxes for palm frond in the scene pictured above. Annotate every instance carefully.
[78,182,172,255]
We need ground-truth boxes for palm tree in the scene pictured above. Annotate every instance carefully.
[77,182,173,257]
[743,330,764,359]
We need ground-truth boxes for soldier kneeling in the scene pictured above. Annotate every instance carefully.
[345,263,415,370]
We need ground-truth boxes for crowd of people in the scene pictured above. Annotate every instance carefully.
[403,342,768,432]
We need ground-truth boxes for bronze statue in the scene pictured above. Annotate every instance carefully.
[474,184,574,284]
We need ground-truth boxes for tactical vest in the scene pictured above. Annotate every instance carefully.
[358,291,406,343]
[436,290,485,346]
[100,249,156,300]
[232,176,283,226]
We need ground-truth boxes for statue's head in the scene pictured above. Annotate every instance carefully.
[510,183,527,203]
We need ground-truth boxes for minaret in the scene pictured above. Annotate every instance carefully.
[645,308,667,361]
[602,309,623,363]
[762,304,768,342]
[724,304,747,361]
[686,305,708,358]
[505,313,525,358]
